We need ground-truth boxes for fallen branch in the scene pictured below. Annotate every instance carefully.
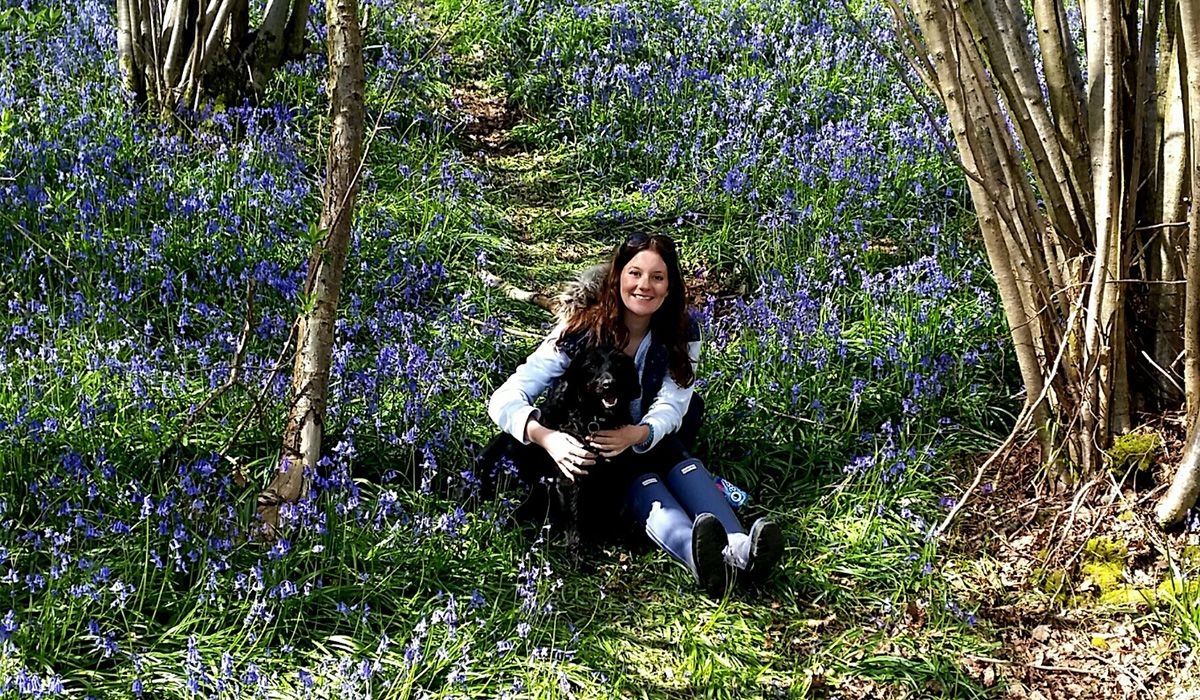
[479,270,555,312]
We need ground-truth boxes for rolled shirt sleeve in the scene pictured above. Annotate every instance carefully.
[633,338,701,453]
[487,324,573,443]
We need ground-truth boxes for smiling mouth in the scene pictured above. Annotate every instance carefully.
[602,396,619,409]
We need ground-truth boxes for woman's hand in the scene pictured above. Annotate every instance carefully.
[589,424,651,458]
[536,430,596,481]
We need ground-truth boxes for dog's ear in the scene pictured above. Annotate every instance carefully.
[559,351,592,394]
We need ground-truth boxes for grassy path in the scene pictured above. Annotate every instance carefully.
[439,40,1004,700]
[444,55,851,700]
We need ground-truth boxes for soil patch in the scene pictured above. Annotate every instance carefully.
[451,80,522,157]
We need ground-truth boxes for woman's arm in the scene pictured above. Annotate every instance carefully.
[487,324,573,444]
[632,337,701,453]
[487,324,596,478]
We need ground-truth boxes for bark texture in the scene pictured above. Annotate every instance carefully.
[1156,0,1200,525]
[259,0,364,532]
[115,0,311,111]
[890,0,1200,523]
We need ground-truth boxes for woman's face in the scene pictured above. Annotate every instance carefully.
[620,250,670,320]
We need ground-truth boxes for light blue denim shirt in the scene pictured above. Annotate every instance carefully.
[487,322,700,453]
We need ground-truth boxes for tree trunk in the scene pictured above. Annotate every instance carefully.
[1153,0,1200,528]
[1153,39,1187,398]
[116,0,143,99]
[1156,413,1200,525]
[894,0,1200,518]
[284,0,311,58]
[1181,0,1200,412]
[115,0,312,112]
[258,0,364,532]
[1032,0,1091,228]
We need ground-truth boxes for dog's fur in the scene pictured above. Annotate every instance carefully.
[479,343,641,565]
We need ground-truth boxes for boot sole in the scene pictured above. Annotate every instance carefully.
[744,519,783,586]
[692,513,732,597]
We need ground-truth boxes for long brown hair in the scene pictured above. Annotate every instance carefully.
[559,233,695,387]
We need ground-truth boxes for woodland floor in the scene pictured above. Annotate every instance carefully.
[948,447,1185,698]
[450,75,1199,699]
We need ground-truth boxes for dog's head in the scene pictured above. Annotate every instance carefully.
[565,345,641,416]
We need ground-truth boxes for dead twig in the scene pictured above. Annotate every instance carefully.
[968,655,1111,680]
[163,278,257,472]
[757,404,820,425]
[479,270,555,312]
[1080,647,1151,696]
[1026,663,1106,677]
[936,288,1086,537]
[223,320,298,456]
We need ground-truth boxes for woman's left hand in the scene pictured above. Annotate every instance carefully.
[589,424,650,458]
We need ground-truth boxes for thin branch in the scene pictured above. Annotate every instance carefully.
[2,214,72,271]
[851,0,983,184]
[166,277,257,453]
[936,284,1085,536]
[1135,220,1189,231]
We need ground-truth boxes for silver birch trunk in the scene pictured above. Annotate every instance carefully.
[259,0,364,531]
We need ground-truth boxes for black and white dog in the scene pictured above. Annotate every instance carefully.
[479,344,641,565]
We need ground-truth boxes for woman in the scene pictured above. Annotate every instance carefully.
[488,233,782,596]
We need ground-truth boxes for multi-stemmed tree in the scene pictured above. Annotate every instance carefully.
[887,0,1200,523]
[116,0,311,110]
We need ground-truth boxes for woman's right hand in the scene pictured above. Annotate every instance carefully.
[536,430,596,481]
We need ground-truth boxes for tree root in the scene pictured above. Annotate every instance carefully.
[1154,414,1200,527]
